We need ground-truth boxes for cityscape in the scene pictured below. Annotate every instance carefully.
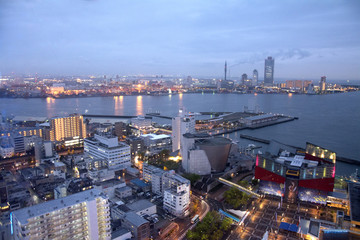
[1,1,360,240]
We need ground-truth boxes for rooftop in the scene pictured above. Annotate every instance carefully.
[141,133,170,140]
[183,132,211,139]
[94,178,125,188]
[12,189,106,225]
[128,199,155,212]
[130,178,149,188]
[195,137,232,146]
[245,113,276,121]
[112,227,131,239]
[124,212,148,227]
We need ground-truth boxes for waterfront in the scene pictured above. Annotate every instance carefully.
[1,92,359,176]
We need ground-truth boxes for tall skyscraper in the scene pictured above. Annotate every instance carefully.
[224,61,227,81]
[241,73,248,86]
[11,189,111,240]
[264,56,275,86]
[320,76,326,93]
[253,69,258,86]
[171,108,195,152]
[49,114,86,142]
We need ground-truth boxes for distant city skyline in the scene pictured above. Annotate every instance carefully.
[1,1,360,80]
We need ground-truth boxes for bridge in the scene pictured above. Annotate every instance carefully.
[218,177,260,198]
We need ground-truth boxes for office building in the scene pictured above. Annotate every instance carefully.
[114,122,130,138]
[241,73,247,85]
[125,135,145,159]
[84,134,131,170]
[320,76,326,93]
[11,189,111,240]
[49,114,86,142]
[253,69,258,86]
[162,170,190,217]
[140,133,171,150]
[171,108,195,152]
[264,56,275,86]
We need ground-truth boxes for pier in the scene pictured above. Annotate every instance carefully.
[240,134,270,144]
[83,114,152,119]
[145,113,172,119]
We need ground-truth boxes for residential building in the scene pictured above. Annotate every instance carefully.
[49,114,86,142]
[142,163,165,195]
[0,136,14,158]
[84,134,131,170]
[114,122,130,138]
[122,212,150,240]
[162,171,190,217]
[93,179,126,199]
[11,189,111,240]
[115,186,132,199]
[128,199,156,217]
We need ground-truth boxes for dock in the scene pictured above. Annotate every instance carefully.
[83,114,152,119]
[145,113,172,119]
[240,134,270,144]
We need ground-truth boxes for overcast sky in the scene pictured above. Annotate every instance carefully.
[1,0,360,80]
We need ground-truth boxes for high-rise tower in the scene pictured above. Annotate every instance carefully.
[264,57,275,86]
[224,61,227,81]
[253,69,258,86]
[171,108,195,152]
[320,76,326,93]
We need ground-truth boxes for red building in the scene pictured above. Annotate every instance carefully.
[255,142,336,203]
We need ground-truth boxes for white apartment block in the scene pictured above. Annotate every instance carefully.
[142,163,165,195]
[84,134,131,170]
[162,171,190,217]
[171,108,195,152]
[11,189,111,240]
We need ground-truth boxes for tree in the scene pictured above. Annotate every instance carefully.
[220,217,232,231]
[159,149,170,160]
[251,178,259,186]
[187,211,229,240]
[182,173,201,185]
[238,180,249,188]
[224,187,250,209]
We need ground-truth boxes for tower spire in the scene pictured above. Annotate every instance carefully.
[224,61,227,81]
